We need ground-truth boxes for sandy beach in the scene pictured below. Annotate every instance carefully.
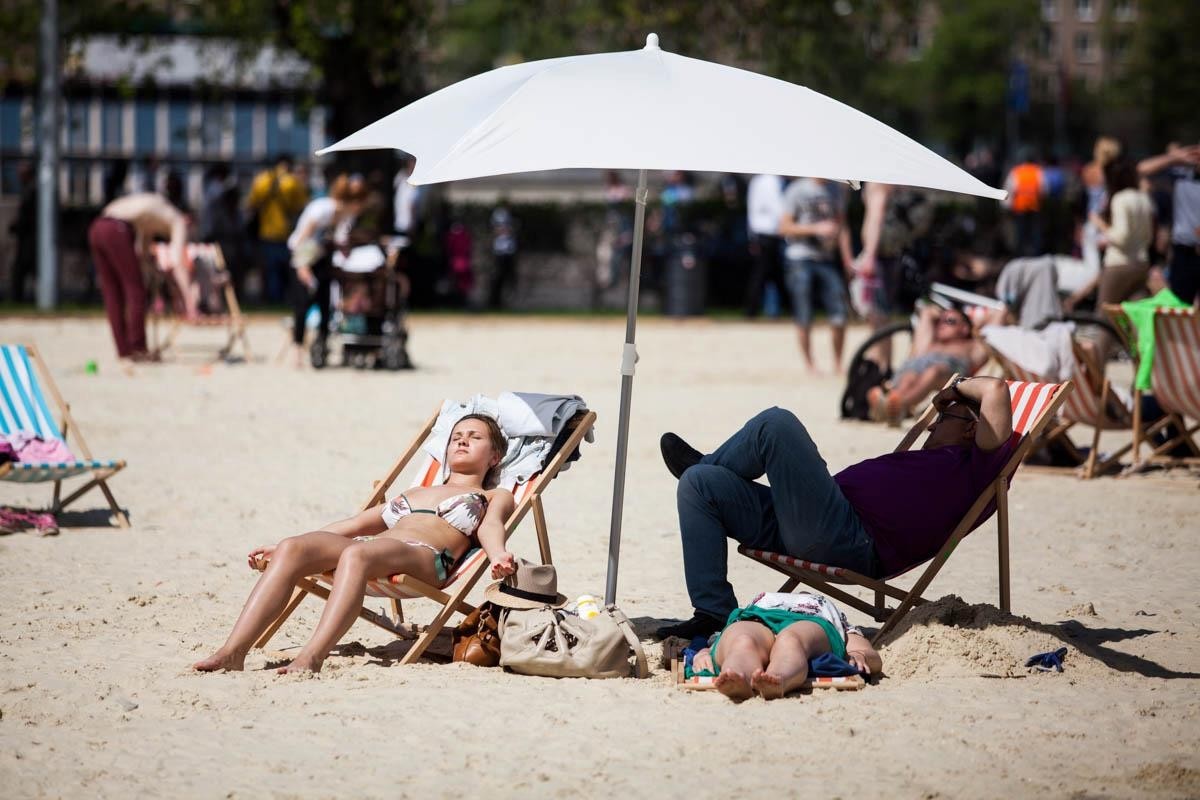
[1,313,1197,799]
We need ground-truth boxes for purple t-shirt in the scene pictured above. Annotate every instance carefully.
[834,435,1019,577]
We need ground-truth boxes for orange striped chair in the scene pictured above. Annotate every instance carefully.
[1143,307,1200,461]
[740,378,1071,644]
[251,403,596,665]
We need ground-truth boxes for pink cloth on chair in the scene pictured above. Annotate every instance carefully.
[2,431,76,463]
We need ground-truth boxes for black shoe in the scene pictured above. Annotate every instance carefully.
[660,432,704,479]
[655,612,725,641]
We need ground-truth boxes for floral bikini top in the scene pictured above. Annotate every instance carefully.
[381,491,488,537]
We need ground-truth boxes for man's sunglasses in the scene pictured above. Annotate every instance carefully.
[935,408,978,424]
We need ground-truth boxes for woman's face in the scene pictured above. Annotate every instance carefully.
[448,418,499,474]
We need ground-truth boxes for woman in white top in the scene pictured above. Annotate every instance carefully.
[1066,159,1155,310]
[285,174,365,365]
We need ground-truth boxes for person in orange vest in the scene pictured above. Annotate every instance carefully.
[1003,147,1047,257]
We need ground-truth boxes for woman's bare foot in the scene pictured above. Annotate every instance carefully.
[192,648,246,672]
[752,669,793,700]
[713,670,753,702]
[277,655,323,674]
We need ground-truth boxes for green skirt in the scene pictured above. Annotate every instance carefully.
[701,607,846,677]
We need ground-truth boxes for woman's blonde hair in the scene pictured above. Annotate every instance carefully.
[452,413,508,487]
[1093,137,1121,169]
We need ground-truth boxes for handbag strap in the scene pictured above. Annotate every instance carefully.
[605,605,648,679]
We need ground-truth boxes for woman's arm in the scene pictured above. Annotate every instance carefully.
[321,503,389,538]
[477,490,517,578]
[845,631,882,676]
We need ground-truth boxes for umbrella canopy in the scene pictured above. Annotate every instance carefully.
[321,34,1002,200]
[319,34,1005,607]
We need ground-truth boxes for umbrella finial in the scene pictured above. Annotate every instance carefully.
[645,33,660,50]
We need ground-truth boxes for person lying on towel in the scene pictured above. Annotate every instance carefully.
[194,414,518,674]
[689,590,881,702]
[656,375,1014,641]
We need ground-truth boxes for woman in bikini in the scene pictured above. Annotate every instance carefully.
[194,414,517,674]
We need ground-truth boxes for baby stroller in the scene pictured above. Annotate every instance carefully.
[310,243,412,370]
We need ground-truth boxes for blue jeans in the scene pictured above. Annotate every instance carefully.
[675,408,878,619]
[260,240,291,303]
[784,257,847,327]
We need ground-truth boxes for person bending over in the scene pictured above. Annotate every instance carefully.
[657,375,1014,640]
[194,415,517,674]
[868,305,988,425]
[690,590,881,702]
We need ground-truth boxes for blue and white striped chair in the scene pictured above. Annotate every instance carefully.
[0,343,128,527]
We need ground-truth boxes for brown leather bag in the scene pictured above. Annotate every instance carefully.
[452,602,503,667]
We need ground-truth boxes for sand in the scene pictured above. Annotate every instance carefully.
[1,314,1198,799]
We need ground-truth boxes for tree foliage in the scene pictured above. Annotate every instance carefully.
[1115,0,1200,145]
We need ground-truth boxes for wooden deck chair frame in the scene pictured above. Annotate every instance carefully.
[150,243,252,362]
[0,343,129,527]
[985,340,1134,478]
[252,405,597,665]
[1101,304,1200,467]
[739,378,1071,646]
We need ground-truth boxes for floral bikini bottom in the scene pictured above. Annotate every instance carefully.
[353,536,457,583]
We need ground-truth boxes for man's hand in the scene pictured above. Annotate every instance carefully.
[810,219,840,241]
[846,648,874,676]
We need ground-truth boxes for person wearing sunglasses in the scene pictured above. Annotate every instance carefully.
[656,375,1015,641]
[867,304,989,425]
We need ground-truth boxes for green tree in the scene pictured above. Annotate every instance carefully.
[1115,0,1200,145]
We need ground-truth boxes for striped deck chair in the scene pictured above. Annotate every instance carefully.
[252,402,596,665]
[740,378,1070,644]
[987,339,1135,478]
[0,344,128,527]
[1144,307,1200,461]
[150,243,251,362]
[1102,304,1200,467]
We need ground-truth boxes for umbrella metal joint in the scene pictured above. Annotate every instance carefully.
[620,343,638,377]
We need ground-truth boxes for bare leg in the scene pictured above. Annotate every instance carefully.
[795,325,817,373]
[194,532,353,671]
[711,621,773,702]
[890,365,950,415]
[279,537,437,673]
[831,323,845,373]
[752,621,832,700]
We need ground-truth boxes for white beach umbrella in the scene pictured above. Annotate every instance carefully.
[319,33,1005,606]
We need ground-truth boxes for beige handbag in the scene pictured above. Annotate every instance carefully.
[499,605,648,679]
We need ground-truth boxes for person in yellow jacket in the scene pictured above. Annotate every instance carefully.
[246,154,308,301]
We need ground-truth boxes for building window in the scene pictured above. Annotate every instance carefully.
[1112,32,1132,62]
[1038,27,1056,58]
[1075,31,1096,62]
[1041,0,1058,20]
[200,103,223,155]
[1075,0,1095,22]
[1113,0,1135,21]
[66,100,89,152]
[135,101,156,155]
[0,98,21,149]
[168,100,190,155]
[102,100,123,154]
[291,114,310,161]
[265,106,282,158]
[234,102,254,157]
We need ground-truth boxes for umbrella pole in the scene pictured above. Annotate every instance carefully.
[604,168,648,607]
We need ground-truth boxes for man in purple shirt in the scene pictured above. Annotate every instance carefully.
[655,376,1015,640]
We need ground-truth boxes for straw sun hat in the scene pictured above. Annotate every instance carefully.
[483,559,568,609]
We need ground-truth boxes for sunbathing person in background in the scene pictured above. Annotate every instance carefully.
[657,375,1014,641]
[868,305,989,424]
[690,590,881,702]
[194,414,517,674]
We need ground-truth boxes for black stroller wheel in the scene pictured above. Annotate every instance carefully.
[310,339,328,369]
[381,337,410,370]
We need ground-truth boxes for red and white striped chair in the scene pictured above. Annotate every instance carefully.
[740,378,1071,644]
[987,339,1135,478]
[252,402,596,665]
[1143,307,1200,460]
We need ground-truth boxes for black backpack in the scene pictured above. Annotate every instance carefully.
[840,359,889,420]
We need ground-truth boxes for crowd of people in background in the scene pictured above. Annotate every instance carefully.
[5,137,1199,370]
